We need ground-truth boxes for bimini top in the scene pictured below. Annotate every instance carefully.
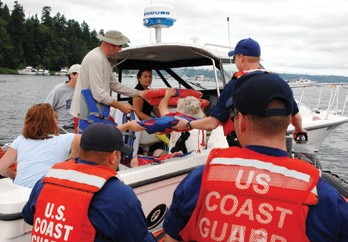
[114,43,231,70]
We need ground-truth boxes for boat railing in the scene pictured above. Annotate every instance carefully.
[293,82,348,119]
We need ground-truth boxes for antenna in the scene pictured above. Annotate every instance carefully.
[143,4,176,43]
[227,17,231,47]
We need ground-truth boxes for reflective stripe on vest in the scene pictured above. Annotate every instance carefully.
[31,159,117,242]
[180,147,319,242]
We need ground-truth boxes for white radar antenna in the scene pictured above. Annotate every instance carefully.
[143,4,176,43]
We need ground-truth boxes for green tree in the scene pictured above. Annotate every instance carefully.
[7,1,25,68]
[23,16,40,67]
[41,6,53,28]
[0,18,13,67]
[1,3,102,71]
[0,3,10,22]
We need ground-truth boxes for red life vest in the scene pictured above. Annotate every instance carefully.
[180,147,319,242]
[31,159,117,242]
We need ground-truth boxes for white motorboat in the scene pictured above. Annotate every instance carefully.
[17,66,37,75]
[54,68,69,76]
[36,69,50,75]
[288,82,348,149]
[287,77,315,87]
[1,43,348,241]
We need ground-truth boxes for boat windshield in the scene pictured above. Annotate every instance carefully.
[116,64,226,100]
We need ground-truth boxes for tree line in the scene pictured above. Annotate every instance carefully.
[0,1,102,72]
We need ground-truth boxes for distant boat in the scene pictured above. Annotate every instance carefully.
[17,66,37,75]
[54,68,69,76]
[36,69,50,75]
[287,77,315,87]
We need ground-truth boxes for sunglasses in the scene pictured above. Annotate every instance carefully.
[232,54,242,62]
[230,110,240,122]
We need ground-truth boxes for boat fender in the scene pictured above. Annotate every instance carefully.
[321,170,348,200]
[292,134,347,200]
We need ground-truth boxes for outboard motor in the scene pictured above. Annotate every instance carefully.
[143,4,176,43]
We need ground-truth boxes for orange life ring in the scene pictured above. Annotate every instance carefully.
[144,88,202,100]
[147,96,209,107]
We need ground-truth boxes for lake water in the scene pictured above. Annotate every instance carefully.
[0,74,347,180]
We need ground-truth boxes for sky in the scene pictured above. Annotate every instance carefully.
[4,0,348,77]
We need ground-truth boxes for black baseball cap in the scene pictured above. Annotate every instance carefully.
[233,72,293,116]
[80,123,132,154]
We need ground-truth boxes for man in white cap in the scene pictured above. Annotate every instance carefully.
[45,63,81,132]
[70,30,145,133]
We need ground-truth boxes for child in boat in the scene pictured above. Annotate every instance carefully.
[158,88,207,154]
[130,88,207,167]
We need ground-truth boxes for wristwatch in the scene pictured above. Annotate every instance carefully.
[186,121,192,129]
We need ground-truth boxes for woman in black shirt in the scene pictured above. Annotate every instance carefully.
[129,68,160,120]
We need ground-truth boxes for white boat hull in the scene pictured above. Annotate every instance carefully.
[17,71,37,75]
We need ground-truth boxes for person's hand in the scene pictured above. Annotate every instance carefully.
[172,116,190,130]
[165,88,176,98]
[125,120,146,132]
[117,120,145,132]
[118,103,134,114]
[292,127,307,140]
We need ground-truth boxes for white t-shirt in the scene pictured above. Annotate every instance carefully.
[10,134,74,188]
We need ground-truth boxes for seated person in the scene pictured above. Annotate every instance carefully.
[0,103,80,188]
[0,103,145,187]
[129,68,160,120]
[159,88,207,154]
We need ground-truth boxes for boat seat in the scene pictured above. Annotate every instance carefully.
[139,131,161,145]
[138,131,162,155]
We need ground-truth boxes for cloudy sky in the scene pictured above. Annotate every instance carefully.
[4,0,348,77]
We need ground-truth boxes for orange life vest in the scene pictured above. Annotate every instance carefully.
[180,147,319,242]
[31,159,117,242]
[144,88,202,100]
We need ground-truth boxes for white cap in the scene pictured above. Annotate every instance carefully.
[69,64,81,74]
